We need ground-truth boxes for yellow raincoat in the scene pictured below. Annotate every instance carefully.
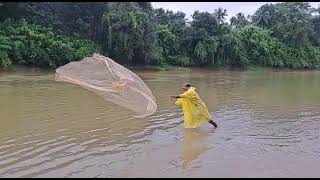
[175,87,211,128]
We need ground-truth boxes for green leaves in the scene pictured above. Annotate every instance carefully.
[252,2,315,47]
[0,19,97,69]
[230,13,250,29]
[0,50,11,69]
[194,42,207,64]
[1,2,320,70]
[101,3,160,65]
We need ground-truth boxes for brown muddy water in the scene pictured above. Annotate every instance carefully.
[0,67,320,177]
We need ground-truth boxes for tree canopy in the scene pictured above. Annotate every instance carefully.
[1,2,320,69]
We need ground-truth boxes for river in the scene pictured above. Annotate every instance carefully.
[0,67,320,177]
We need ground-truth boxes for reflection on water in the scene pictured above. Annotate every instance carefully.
[182,128,209,169]
[0,67,320,177]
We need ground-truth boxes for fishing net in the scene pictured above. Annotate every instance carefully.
[55,53,157,118]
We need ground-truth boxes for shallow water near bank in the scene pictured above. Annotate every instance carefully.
[1,67,320,177]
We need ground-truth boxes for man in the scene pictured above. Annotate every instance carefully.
[171,83,218,128]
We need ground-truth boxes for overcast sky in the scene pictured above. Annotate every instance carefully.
[151,2,320,22]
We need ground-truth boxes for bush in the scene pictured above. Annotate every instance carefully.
[0,18,98,69]
[234,25,320,69]
[0,50,11,69]
[167,55,191,66]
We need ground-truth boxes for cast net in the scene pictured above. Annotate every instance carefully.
[55,53,157,117]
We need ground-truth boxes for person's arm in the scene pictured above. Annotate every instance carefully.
[171,90,190,98]
[170,95,181,98]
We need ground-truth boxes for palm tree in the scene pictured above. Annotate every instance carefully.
[214,8,227,24]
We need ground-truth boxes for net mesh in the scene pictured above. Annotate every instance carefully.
[55,53,157,118]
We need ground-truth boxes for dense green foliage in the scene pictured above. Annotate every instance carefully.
[0,2,320,69]
[0,18,97,69]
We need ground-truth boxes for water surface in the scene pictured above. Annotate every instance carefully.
[0,67,320,177]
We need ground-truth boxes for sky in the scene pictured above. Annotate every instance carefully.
[151,2,320,22]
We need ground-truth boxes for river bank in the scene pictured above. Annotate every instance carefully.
[2,64,320,76]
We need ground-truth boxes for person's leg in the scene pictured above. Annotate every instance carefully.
[208,119,218,128]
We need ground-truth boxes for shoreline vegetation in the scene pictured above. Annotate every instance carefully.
[1,2,320,71]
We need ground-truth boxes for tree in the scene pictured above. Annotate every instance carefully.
[191,11,219,36]
[101,2,161,65]
[213,8,228,25]
[230,13,250,28]
[194,41,207,64]
[0,18,97,68]
[252,2,315,47]
[1,2,320,70]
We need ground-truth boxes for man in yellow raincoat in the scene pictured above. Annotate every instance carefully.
[171,83,218,128]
